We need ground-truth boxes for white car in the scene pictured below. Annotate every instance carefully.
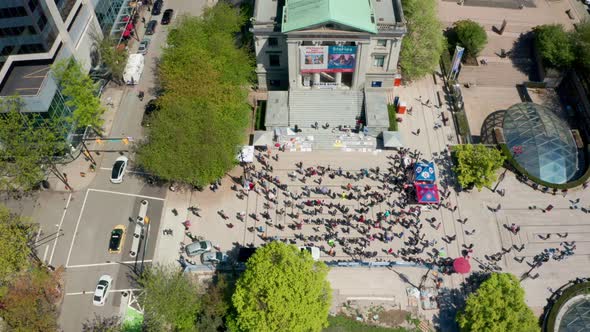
[92,275,113,306]
[110,156,129,183]
[299,246,321,261]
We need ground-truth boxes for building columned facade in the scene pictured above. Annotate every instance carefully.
[252,0,406,91]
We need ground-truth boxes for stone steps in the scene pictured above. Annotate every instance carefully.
[278,130,378,151]
[288,90,364,128]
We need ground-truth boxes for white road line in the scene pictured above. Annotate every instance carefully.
[99,167,151,176]
[66,190,89,268]
[66,288,141,296]
[66,260,153,269]
[42,246,49,263]
[49,193,72,266]
[88,188,164,201]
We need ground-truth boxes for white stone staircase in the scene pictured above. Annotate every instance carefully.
[277,128,378,151]
[288,90,364,128]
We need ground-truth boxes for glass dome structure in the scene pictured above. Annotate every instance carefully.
[558,297,590,331]
[503,102,578,184]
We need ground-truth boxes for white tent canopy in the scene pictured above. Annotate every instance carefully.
[237,145,254,163]
[123,54,144,85]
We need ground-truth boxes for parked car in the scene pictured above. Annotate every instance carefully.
[299,246,321,261]
[108,225,126,254]
[145,20,157,35]
[152,0,163,15]
[185,240,212,257]
[161,9,174,25]
[92,275,113,306]
[110,156,129,184]
[137,38,150,55]
[201,251,229,265]
[141,99,160,127]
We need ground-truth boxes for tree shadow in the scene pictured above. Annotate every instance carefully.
[507,32,538,81]
[432,272,492,331]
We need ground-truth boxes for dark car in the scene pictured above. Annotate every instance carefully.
[108,225,126,254]
[141,99,160,127]
[145,20,157,35]
[161,9,174,25]
[152,0,163,15]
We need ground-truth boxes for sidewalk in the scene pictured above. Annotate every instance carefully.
[152,188,193,266]
[46,84,127,193]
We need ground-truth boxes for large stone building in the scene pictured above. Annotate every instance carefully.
[252,0,406,148]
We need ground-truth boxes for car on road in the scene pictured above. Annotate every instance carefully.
[161,9,174,25]
[185,240,212,257]
[145,20,157,35]
[93,275,113,306]
[201,251,229,265]
[110,156,129,184]
[108,225,126,253]
[137,38,150,55]
[152,0,163,15]
[141,99,160,127]
[299,246,321,261]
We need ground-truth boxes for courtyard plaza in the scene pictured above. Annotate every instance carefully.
[153,77,590,320]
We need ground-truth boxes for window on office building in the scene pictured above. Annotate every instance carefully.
[269,54,280,67]
[268,38,278,47]
[376,39,387,47]
[28,0,39,12]
[373,55,385,67]
[37,14,48,30]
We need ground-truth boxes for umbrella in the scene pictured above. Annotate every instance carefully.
[453,257,471,274]
[320,186,329,194]
[415,183,440,204]
[252,131,274,146]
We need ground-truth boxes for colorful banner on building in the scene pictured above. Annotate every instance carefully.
[327,46,356,72]
[300,46,357,73]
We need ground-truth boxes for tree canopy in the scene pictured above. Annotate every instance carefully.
[136,3,253,187]
[533,24,575,69]
[0,204,35,282]
[97,36,128,85]
[0,265,62,332]
[399,0,445,80]
[229,242,332,332]
[456,273,538,332]
[138,265,201,331]
[572,21,590,71]
[453,144,506,190]
[454,20,488,58]
[0,97,67,194]
[52,58,105,131]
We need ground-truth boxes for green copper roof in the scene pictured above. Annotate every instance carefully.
[282,0,377,34]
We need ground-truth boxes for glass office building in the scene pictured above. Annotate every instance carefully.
[503,102,579,184]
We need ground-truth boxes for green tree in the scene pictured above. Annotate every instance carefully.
[97,36,128,85]
[457,273,538,332]
[52,58,105,130]
[229,242,332,332]
[0,97,67,193]
[197,275,233,331]
[454,20,488,58]
[453,144,505,190]
[533,24,574,69]
[0,265,62,332]
[138,265,201,331]
[136,3,253,187]
[572,21,590,71]
[0,205,35,282]
[400,0,445,80]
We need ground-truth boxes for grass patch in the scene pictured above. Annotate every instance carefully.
[456,110,470,137]
[255,100,266,131]
[387,104,398,131]
[324,315,412,332]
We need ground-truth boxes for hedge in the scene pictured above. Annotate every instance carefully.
[255,100,266,131]
[544,281,590,332]
[387,104,398,131]
[500,143,590,190]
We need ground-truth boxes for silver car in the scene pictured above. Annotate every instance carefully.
[185,240,212,257]
[137,38,150,55]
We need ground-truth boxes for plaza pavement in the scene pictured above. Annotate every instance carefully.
[152,75,590,328]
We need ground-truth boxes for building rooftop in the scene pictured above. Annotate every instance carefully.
[0,60,52,97]
[281,0,377,33]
